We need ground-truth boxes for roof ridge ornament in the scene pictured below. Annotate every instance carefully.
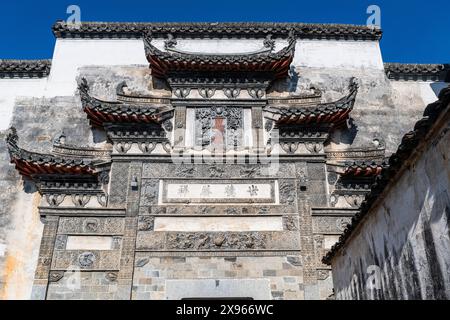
[263,34,275,51]
[164,33,177,49]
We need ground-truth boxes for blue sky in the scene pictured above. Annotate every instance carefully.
[1,0,449,63]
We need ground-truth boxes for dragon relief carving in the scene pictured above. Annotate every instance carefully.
[167,232,267,250]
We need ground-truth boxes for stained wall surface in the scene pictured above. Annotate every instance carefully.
[330,108,450,299]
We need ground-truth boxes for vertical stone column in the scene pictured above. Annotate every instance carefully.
[306,160,328,207]
[31,215,59,300]
[252,107,264,152]
[296,162,323,300]
[115,162,142,299]
[108,162,130,206]
[297,193,317,299]
[173,106,186,150]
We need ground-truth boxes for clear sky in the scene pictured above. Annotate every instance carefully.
[1,0,449,63]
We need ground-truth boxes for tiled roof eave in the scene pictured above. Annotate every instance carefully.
[144,35,296,77]
[5,128,97,178]
[265,78,358,125]
[52,21,382,40]
[78,78,174,126]
[0,59,51,78]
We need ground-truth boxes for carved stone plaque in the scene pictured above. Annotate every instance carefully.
[160,180,278,204]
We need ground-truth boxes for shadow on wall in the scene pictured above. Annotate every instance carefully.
[327,118,359,147]
[92,127,107,144]
[22,179,37,194]
[267,66,299,94]
[431,82,449,97]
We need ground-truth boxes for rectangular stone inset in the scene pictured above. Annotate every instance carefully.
[154,217,283,232]
[66,236,113,250]
[166,279,271,300]
[160,180,277,204]
[51,250,121,271]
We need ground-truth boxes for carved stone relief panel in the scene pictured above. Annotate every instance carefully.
[58,217,125,235]
[312,216,352,234]
[51,250,121,270]
[141,162,297,179]
[140,179,160,206]
[136,231,300,251]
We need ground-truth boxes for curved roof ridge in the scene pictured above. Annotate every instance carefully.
[52,21,382,40]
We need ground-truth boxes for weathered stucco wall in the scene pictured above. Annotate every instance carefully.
[0,95,97,299]
[330,109,450,299]
[0,78,48,130]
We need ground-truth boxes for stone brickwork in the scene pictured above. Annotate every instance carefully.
[132,255,304,300]
[47,271,119,300]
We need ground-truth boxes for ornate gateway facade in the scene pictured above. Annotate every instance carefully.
[0,22,449,300]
